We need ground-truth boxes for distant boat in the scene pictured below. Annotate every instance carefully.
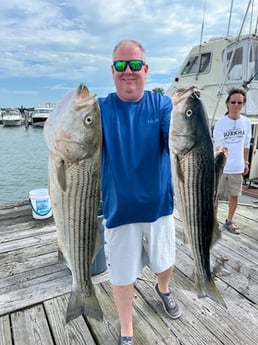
[2,109,24,127]
[166,0,258,184]
[32,105,54,127]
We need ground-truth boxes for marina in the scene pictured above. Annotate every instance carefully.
[0,196,257,345]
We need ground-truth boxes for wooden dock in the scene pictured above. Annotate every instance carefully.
[0,198,257,345]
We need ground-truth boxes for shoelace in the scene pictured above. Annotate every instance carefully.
[164,293,176,308]
[121,337,133,345]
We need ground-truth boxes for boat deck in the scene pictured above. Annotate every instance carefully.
[0,198,257,345]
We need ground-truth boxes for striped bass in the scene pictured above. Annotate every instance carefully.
[44,83,103,322]
[169,86,226,307]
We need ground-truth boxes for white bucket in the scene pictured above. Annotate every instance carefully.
[29,188,52,219]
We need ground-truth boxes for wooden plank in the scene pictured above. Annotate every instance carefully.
[139,267,258,345]
[0,231,56,254]
[0,222,55,243]
[0,315,12,345]
[218,201,258,220]
[173,250,258,343]
[0,203,31,219]
[217,203,258,240]
[91,282,180,345]
[0,261,70,295]
[0,205,52,227]
[135,277,222,345]
[174,218,258,303]
[86,282,124,345]
[44,294,96,345]
[11,305,54,345]
[133,291,179,345]
[0,201,257,345]
[0,267,71,316]
[0,243,58,280]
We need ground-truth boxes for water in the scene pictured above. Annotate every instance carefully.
[0,125,49,205]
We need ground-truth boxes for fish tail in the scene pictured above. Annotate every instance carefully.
[195,277,227,309]
[66,288,103,323]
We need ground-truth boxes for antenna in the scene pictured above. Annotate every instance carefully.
[226,0,234,37]
[237,0,252,39]
[195,0,207,81]
[199,0,206,46]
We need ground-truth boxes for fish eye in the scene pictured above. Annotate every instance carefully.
[185,109,192,117]
[84,115,93,125]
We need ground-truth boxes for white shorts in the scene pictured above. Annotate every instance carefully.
[103,214,176,285]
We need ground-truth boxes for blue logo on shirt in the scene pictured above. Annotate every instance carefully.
[147,119,159,124]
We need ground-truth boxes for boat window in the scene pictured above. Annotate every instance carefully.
[227,47,243,80]
[181,56,198,74]
[181,53,211,75]
[199,53,211,73]
[249,44,258,80]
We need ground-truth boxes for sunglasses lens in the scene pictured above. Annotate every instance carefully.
[114,61,127,71]
[129,60,143,71]
[113,60,144,72]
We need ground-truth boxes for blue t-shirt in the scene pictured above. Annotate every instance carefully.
[98,91,173,228]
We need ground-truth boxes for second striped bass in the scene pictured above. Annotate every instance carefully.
[169,87,226,307]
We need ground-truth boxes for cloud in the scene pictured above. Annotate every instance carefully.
[0,0,256,107]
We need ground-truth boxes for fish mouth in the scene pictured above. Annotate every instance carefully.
[172,86,201,106]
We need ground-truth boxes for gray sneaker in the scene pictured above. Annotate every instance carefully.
[154,284,181,319]
[117,336,133,345]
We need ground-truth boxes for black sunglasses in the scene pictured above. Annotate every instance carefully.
[113,60,145,72]
[230,101,244,104]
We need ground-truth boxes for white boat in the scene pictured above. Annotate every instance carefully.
[2,109,24,127]
[31,105,54,127]
[166,0,258,185]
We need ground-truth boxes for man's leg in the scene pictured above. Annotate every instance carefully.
[113,284,134,337]
[157,266,173,293]
[227,195,238,222]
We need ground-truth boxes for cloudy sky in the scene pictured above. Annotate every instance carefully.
[0,0,256,108]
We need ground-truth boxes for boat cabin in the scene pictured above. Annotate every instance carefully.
[166,34,258,183]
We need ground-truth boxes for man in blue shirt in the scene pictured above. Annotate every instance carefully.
[98,39,181,345]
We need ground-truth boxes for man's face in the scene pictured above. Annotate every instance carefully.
[112,42,148,102]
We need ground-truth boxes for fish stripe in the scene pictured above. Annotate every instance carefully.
[62,161,100,292]
[177,148,214,277]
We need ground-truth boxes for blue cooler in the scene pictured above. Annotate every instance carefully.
[91,202,107,276]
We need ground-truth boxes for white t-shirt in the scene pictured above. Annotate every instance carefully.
[213,115,251,174]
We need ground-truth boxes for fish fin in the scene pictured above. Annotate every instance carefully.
[91,227,103,263]
[210,219,221,248]
[55,158,66,191]
[57,247,71,269]
[174,155,184,182]
[66,286,103,323]
[195,276,227,309]
[213,150,227,203]
[58,248,66,264]
[182,228,190,245]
